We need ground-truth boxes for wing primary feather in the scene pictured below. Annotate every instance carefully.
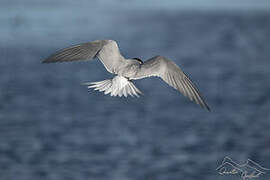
[183,80,198,103]
[174,75,186,96]
[170,73,187,97]
[185,77,210,111]
[183,78,203,107]
[184,79,202,104]
[181,78,195,101]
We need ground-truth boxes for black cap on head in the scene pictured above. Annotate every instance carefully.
[133,58,143,64]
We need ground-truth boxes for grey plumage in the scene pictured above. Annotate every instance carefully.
[43,40,210,111]
[43,40,106,63]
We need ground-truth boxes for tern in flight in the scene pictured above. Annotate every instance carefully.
[43,40,210,111]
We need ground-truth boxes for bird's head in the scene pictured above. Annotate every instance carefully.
[133,58,143,64]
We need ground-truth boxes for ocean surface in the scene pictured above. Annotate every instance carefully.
[1,1,270,180]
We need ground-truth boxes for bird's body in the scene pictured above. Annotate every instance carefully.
[43,40,210,111]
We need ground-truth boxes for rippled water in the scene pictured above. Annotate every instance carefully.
[1,1,270,180]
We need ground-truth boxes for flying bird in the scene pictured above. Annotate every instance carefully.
[43,40,210,111]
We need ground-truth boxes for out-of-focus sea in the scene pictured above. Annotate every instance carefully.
[0,1,270,180]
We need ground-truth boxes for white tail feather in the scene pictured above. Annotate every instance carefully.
[82,76,142,97]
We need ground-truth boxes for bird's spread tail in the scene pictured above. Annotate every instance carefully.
[82,76,142,97]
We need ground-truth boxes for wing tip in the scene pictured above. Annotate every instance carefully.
[197,97,211,112]
[42,57,58,64]
[42,59,50,63]
[204,103,211,112]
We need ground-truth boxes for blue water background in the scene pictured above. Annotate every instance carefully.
[1,1,270,180]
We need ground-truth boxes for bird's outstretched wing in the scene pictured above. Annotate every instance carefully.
[42,40,125,73]
[133,56,210,111]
